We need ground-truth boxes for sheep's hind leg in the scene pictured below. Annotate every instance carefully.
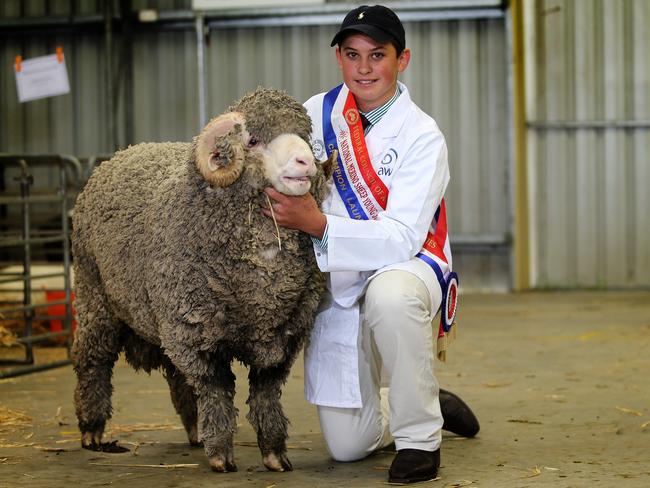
[71,264,125,452]
[163,360,200,446]
[247,366,293,472]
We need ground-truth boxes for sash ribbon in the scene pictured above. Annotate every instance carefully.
[322,84,459,338]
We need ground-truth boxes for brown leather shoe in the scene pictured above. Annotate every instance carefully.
[440,388,480,438]
[388,448,440,483]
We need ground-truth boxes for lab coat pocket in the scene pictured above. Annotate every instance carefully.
[304,302,362,407]
[318,302,359,351]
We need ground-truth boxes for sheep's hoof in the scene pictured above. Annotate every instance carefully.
[209,455,237,473]
[81,436,129,453]
[263,451,293,472]
[81,431,102,448]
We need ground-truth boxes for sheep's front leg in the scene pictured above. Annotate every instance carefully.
[247,365,293,472]
[193,365,239,472]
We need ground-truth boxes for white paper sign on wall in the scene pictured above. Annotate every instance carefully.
[14,48,71,103]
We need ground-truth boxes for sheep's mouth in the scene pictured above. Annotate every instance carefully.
[281,176,312,195]
[283,176,310,183]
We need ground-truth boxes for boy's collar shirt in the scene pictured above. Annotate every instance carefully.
[358,85,402,135]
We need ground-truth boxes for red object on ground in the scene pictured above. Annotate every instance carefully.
[45,290,77,334]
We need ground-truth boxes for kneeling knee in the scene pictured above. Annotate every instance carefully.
[326,439,372,462]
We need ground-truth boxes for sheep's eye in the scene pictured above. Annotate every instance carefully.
[247,137,259,148]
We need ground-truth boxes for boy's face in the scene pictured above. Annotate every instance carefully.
[336,33,410,113]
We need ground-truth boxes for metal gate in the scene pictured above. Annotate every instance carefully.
[0,155,80,378]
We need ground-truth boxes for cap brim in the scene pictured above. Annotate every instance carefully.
[330,25,393,47]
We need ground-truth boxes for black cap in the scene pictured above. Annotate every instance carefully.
[330,5,405,52]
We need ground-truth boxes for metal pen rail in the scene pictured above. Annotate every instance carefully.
[0,154,81,379]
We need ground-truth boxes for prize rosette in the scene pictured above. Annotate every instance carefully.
[441,271,459,332]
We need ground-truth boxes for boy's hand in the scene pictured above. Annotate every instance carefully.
[262,188,327,239]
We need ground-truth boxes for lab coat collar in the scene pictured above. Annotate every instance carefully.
[368,81,412,139]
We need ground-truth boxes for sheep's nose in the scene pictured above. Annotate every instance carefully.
[295,156,311,166]
[294,148,315,165]
[294,151,316,176]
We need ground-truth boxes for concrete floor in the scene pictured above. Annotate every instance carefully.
[1,291,649,488]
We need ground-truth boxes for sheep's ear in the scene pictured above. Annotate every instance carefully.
[320,149,338,180]
[195,112,247,187]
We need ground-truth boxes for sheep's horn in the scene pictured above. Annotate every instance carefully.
[195,112,247,187]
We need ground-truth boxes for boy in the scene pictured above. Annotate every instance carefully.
[262,5,478,483]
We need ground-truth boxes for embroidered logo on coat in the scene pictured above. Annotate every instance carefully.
[381,148,398,165]
[378,148,398,177]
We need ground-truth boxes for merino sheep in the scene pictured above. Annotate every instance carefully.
[71,88,335,473]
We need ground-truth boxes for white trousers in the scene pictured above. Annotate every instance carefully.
[317,268,443,462]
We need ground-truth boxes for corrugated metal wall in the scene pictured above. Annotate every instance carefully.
[0,0,195,156]
[1,3,510,290]
[525,0,650,288]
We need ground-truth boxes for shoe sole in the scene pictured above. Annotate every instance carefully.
[388,474,437,484]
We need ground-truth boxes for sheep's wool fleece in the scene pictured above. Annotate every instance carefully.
[229,89,312,145]
[72,103,325,372]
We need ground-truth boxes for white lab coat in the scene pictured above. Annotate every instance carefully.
[304,82,450,407]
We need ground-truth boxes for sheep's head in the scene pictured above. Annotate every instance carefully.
[195,87,331,196]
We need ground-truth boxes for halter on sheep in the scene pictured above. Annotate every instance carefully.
[71,88,336,473]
